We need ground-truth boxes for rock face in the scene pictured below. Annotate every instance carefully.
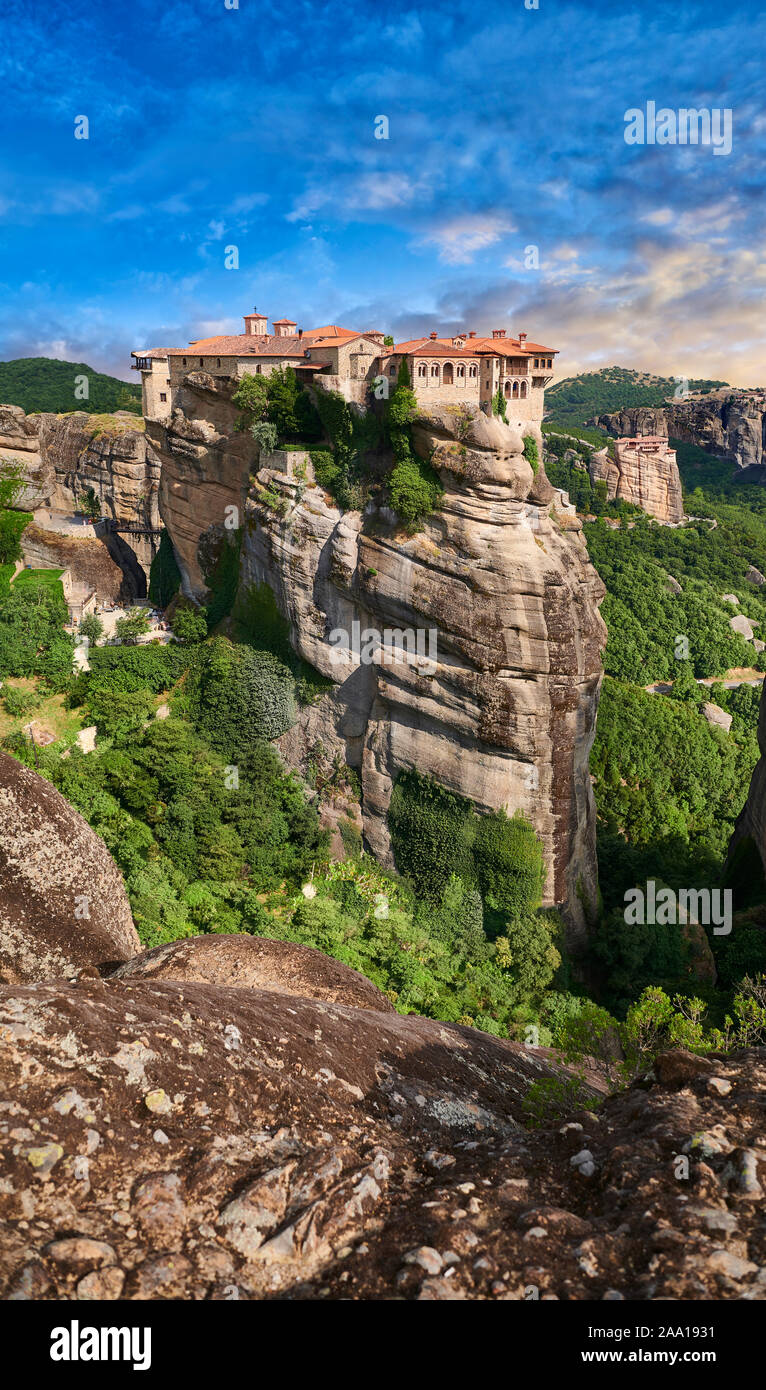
[0,405,161,597]
[111,934,395,1012]
[728,681,766,885]
[0,752,140,983]
[587,437,684,523]
[148,372,255,598]
[1,976,764,1301]
[239,405,606,940]
[596,396,766,474]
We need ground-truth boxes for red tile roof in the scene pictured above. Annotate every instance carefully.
[167,334,307,357]
[389,334,557,357]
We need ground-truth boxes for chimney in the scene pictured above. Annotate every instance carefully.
[298,328,303,340]
[430,331,438,339]
[518,332,527,344]
[492,329,506,338]
[468,330,476,339]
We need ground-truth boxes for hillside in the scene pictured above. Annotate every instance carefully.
[0,357,141,415]
[546,366,728,430]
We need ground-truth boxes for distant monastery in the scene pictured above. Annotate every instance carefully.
[132,308,557,424]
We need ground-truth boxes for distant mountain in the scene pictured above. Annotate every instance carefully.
[0,357,141,415]
[545,366,729,429]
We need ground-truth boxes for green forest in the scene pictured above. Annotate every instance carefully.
[0,357,141,415]
[545,366,727,430]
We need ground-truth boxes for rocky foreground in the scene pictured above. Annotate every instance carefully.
[1,966,765,1302]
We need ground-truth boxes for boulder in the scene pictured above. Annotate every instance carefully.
[0,752,139,983]
[701,702,732,733]
[730,613,756,642]
[110,934,395,1013]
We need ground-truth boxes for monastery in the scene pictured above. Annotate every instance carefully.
[132,308,557,424]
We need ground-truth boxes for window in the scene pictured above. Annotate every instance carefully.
[200,358,204,366]
[160,392,167,402]
[182,357,187,366]
[389,364,396,375]
[418,363,427,378]
[469,364,477,379]
[216,359,221,367]
[456,363,465,378]
[430,363,439,377]
[256,364,262,374]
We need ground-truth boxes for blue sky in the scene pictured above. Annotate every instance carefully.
[0,0,764,384]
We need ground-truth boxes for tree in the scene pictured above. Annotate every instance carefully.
[79,487,102,521]
[172,606,208,644]
[115,607,151,644]
[79,612,104,643]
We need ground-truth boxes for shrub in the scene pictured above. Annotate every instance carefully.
[79,612,104,643]
[189,636,296,757]
[115,608,151,644]
[472,810,547,916]
[388,456,443,530]
[523,435,539,474]
[172,606,208,644]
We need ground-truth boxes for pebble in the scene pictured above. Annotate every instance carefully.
[403,1246,443,1275]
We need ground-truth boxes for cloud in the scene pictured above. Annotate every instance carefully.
[416,215,516,265]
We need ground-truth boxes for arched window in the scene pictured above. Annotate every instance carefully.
[182,357,187,366]
[256,364,262,375]
[456,363,465,378]
[469,364,477,379]
[389,364,396,375]
[430,363,440,379]
[442,362,454,385]
[418,363,427,378]
[512,381,519,397]
[200,358,204,366]
[520,380,527,398]
[216,358,221,368]
[504,381,511,398]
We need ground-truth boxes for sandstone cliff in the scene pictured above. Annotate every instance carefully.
[0,404,161,597]
[149,374,606,939]
[248,411,605,939]
[596,396,766,474]
[727,679,766,890]
[148,372,254,597]
[587,437,684,523]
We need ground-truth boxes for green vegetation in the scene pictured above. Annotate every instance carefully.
[585,513,763,681]
[522,434,539,475]
[148,529,182,608]
[114,607,151,644]
[0,358,141,415]
[78,612,104,644]
[545,366,727,431]
[233,367,322,448]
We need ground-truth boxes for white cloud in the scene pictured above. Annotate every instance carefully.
[417,214,515,265]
